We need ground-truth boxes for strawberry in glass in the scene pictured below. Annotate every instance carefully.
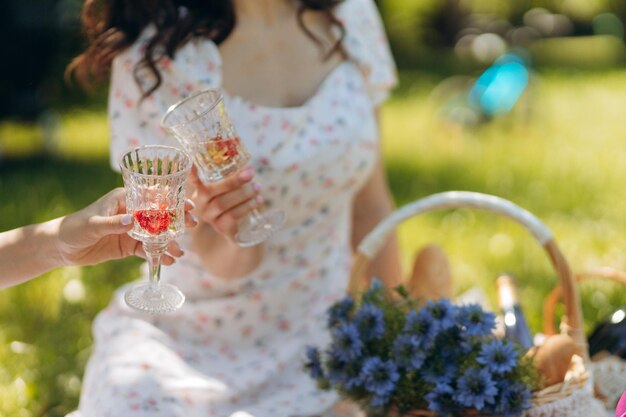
[134,209,173,235]
[161,89,284,247]
[206,135,240,165]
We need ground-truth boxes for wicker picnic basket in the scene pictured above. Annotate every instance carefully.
[543,267,626,409]
[346,191,606,417]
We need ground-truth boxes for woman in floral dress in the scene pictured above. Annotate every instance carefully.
[67,0,401,415]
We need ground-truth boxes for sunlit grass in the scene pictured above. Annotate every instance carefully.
[0,122,44,157]
[383,70,626,334]
[0,110,109,161]
[53,110,110,160]
[0,70,625,416]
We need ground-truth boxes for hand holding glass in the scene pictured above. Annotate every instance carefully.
[120,145,192,313]
[161,89,284,247]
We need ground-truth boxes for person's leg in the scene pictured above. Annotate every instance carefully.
[77,317,208,417]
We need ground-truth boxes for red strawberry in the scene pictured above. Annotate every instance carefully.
[134,209,171,235]
[207,136,240,164]
[221,137,240,159]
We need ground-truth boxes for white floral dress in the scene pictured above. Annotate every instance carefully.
[73,0,396,416]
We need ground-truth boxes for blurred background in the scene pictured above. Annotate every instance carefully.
[1,0,626,415]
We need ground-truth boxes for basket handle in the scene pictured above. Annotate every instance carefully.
[543,267,626,335]
[348,191,586,354]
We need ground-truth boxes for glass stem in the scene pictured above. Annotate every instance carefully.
[143,242,168,293]
[248,209,265,226]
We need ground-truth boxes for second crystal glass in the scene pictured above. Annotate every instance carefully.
[161,89,284,247]
[120,145,192,313]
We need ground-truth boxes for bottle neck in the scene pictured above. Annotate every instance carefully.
[497,275,519,310]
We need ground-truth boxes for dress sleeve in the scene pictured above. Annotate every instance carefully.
[108,28,222,170]
[335,0,398,106]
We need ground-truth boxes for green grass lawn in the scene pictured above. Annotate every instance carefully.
[1,70,626,416]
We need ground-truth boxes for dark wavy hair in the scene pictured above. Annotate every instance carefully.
[67,0,346,98]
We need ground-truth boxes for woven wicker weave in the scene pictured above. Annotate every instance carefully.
[543,267,626,410]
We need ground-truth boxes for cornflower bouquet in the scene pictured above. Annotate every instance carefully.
[304,280,538,417]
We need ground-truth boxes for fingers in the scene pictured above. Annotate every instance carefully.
[127,239,185,266]
[161,254,177,266]
[200,182,261,222]
[166,240,184,258]
[188,165,203,188]
[184,199,198,228]
[184,211,199,228]
[161,241,184,265]
[85,213,134,240]
[193,167,255,202]
[95,188,127,216]
[92,193,197,242]
[190,166,264,241]
[213,196,263,237]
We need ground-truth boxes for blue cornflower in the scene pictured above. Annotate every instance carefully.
[327,296,355,327]
[344,372,364,390]
[403,308,438,349]
[304,346,325,379]
[391,334,426,370]
[326,349,363,390]
[426,383,461,415]
[457,367,498,410]
[360,356,400,398]
[329,322,363,362]
[477,339,518,374]
[325,349,350,385]
[363,278,385,302]
[353,303,386,341]
[492,382,533,417]
[426,298,457,331]
[441,325,474,355]
[456,304,496,337]
[421,358,457,386]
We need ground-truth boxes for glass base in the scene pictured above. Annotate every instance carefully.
[124,283,185,313]
[235,209,285,247]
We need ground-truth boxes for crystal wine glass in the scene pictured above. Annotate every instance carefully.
[120,145,192,313]
[161,89,284,247]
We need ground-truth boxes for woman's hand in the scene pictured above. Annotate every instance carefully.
[56,188,198,267]
[189,166,263,244]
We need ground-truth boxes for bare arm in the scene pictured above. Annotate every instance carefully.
[0,218,68,289]
[0,189,195,290]
[351,112,402,289]
[188,167,265,278]
[190,223,264,278]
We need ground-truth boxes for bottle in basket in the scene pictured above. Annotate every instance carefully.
[587,304,626,359]
[496,273,534,349]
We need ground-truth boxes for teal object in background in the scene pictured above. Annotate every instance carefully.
[469,53,530,117]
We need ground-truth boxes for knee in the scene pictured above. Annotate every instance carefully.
[78,377,189,417]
